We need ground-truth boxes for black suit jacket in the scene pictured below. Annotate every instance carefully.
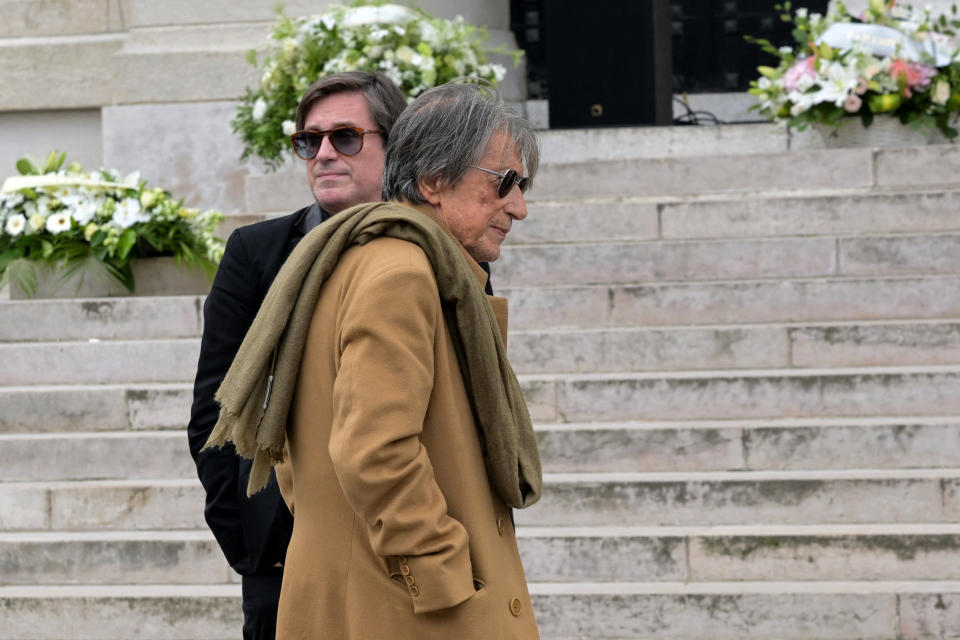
[187,205,318,575]
[186,203,495,576]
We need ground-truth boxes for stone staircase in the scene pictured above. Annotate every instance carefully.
[3,126,960,638]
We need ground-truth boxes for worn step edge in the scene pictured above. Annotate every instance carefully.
[519,363,960,382]
[527,580,960,595]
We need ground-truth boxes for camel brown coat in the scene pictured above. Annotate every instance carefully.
[274,204,540,639]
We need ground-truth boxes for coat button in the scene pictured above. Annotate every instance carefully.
[510,597,522,616]
[404,575,415,586]
[400,564,411,576]
[497,518,504,535]
[409,585,420,597]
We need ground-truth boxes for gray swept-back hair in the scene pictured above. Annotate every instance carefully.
[382,81,539,203]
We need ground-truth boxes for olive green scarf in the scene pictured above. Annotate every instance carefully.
[204,201,542,509]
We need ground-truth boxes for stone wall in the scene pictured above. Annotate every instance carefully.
[0,0,521,214]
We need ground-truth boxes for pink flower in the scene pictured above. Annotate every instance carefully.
[855,78,868,95]
[887,59,935,97]
[784,57,818,92]
[843,93,863,112]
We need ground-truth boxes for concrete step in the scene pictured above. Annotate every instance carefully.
[5,470,959,532]
[494,236,838,288]
[497,233,960,287]
[4,365,958,434]
[0,431,196,482]
[518,524,960,583]
[536,417,960,473]
[523,366,960,423]
[0,297,203,342]
[0,530,232,585]
[6,415,958,481]
[7,319,960,385]
[4,525,958,586]
[0,339,200,385]
[528,581,960,640]
[0,383,190,434]
[502,275,960,330]
[510,321,960,374]
[1,582,958,639]
[657,189,960,241]
[517,470,960,527]
[526,144,960,201]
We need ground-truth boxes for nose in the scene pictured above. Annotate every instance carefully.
[505,182,528,220]
[313,133,340,161]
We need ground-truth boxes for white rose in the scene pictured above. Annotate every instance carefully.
[282,120,297,136]
[933,79,950,105]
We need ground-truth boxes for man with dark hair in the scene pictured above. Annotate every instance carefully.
[186,71,407,640]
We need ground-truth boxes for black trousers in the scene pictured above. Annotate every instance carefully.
[241,573,284,640]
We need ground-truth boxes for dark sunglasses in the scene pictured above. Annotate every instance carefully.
[470,165,529,198]
[290,127,382,159]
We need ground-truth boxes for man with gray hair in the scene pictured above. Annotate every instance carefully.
[205,81,544,638]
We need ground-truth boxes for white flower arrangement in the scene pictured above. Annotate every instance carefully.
[232,1,520,168]
[747,0,960,138]
[0,152,225,296]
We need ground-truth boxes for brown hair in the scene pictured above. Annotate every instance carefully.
[295,71,407,139]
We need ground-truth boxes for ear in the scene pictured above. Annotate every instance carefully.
[417,175,444,206]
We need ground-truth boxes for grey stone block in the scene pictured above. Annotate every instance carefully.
[509,326,789,374]
[0,432,193,481]
[744,420,960,470]
[0,585,242,640]
[0,532,230,585]
[840,234,960,277]
[661,190,960,240]
[790,323,960,368]
[899,592,960,639]
[536,423,745,473]
[518,533,687,582]
[608,276,960,327]
[500,285,611,330]
[0,297,203,342]
[496,237,837,287]
[518,474,946,526]
[555,370,960,421]
[0,484,48,530]
[0,386,131,433]
[0,35,125,111]
[508,200,659,244]
[528,149,874,200]
[102,101,253,213]
[690,532,960,581]
[0,340,200,385]
[0,0,127,37]
[47,480,205,530]
[531,590,897,640]
[876,144,960,189]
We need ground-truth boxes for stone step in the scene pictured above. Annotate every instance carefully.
[528,581,960,640]
[6,415,958,481]
[4,366,959,434]
[0,297,203,343]
[0,383,191,434]
[525,144,960,201]
[657,189,960,242]
[0,530,232,585]
[7,319,960,384]
[4,524,959,586]
[494,236,838,288]
[1,582,958,639]
[4,470,958,532]
[511,321,960,374]
[503,275,960,330]
[0,339,200,385]
[497,233,960,287]
[517,470,960,527]
[536,417,960,473]
[0,431,196,482]
[523,366,960,423]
